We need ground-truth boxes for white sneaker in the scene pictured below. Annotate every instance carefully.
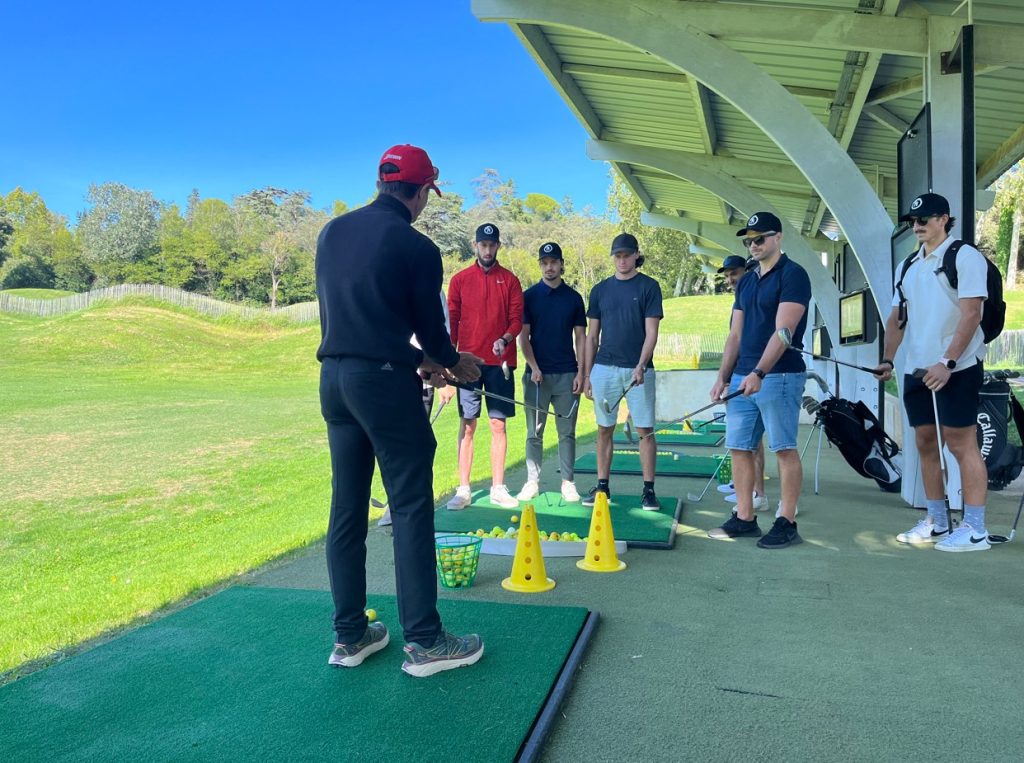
[489,484,519,509]
[774,501,798,519]
[561,480,581,503]
[935,523,990,552]
[516,480,540,501]
[896,517,948,545]
[725,492,766,510]
[716,482,736,494]
[446,486,472,511]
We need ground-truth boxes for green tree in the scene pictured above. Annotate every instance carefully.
[415,183,472,259]
[1,188,88,290]
[524,193,560,221]
[77,182,160,285]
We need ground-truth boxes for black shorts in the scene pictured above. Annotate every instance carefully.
[457,364,515,419]
[903,362,982,429]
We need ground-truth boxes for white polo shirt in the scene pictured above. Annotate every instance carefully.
[891,235,988,371]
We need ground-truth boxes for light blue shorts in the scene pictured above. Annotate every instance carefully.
[725,371,805,452]
[590,364,656,428]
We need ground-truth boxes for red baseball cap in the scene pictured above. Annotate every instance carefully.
[378,144,441,196]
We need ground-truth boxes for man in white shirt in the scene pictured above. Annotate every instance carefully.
[873,193,991,552]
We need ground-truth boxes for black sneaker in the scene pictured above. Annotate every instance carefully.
[641,487,660,511]
[582,485,609,507]
[708,514,761,539]
[757,516,803,549]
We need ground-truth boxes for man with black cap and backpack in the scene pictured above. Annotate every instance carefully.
[874,192,995,552]
[516,242,587,503]
[581,232,663,510]
[316,144,484,676]
[446,223,524,511]
[708,212,810,549]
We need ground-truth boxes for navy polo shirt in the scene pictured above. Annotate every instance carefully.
[733,253,811,375]
[522,280,587,374]
[587,273,664,368]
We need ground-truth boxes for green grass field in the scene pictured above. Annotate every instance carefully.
[0,288,76,299]
[0,298,603,676]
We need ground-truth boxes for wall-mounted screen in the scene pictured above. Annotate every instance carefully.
[839,289,876,346]
[812,325,831,358]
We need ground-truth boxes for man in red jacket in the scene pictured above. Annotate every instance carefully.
[446,223,524,510]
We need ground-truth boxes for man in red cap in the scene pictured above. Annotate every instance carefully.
[315,144,485,677]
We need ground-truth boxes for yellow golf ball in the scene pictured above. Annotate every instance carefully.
[511,514,519,523]
[365,608,377,622]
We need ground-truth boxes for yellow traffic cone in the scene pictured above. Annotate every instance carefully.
[577,491,626,572]
[501,503,555,593]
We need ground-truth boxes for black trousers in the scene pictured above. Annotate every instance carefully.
[320,357,441,645]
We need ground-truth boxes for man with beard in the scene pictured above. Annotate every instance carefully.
[516,242,587,503]
[446,223,524,510]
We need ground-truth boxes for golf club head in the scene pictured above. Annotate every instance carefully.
[501,361,510,381]
[776,327,793,348]
[686,493,701,502]
[369,497,387,509]
[624,416,636,444]
[807,371,830,395]
[801,396,822,415]
[601,398,611,414]
[988,533,1010,544]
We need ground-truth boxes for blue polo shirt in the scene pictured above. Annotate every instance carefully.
[587,273,664,368]
[733,253,811,375]
[522,280,587,374]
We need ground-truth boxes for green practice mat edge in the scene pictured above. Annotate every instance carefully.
[434,491,683,548]
[573,451,719,477]
[0,587,596,763]
[612,429,723,447]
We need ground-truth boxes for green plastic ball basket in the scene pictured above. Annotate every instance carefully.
[435,534,482,589]
[714,453,733,484]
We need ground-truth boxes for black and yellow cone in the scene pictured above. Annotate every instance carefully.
[501,503,556,593]
[576,491,626,572]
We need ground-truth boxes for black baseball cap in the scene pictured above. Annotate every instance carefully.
[538,242,563,261]
[475,223,500,242]
[717,254,747,273]
[736,212,782,236]
[610,232,639,253]
[899,193,951,222]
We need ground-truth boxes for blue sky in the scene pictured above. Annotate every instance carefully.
[2,2,611,222]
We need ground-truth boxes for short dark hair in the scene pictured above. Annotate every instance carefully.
[945,215,957,234]
[378,162,423,200]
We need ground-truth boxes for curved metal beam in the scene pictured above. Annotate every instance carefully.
[641,213,746,257]
[474,0,893,310]
[588,139,840,330]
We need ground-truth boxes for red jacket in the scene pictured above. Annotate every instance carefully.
[448,261,523,367]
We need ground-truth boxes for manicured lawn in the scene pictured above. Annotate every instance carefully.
[0,288,76,299]
[0,299,601,676]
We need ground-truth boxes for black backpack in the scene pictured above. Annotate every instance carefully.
[895,239,1006,343]
[815,397,902,493]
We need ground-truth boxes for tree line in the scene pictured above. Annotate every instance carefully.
[0,170,717,307]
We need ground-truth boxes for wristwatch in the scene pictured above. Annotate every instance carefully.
[939,357,957,370]
[880,358,894,369]
[752,368,766,379]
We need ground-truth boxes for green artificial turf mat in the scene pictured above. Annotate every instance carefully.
[613,429,723,447]
[434,490,681,546]
[574,450,719,477]
[663,418,727,434]
[0,587,590,762]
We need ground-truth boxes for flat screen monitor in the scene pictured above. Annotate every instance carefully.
[839,290,871,345]
[812,325,831,358]
[897,104,932,216]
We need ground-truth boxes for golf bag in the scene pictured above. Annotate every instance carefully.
[978,377,1024,491]
[815,397,902,492]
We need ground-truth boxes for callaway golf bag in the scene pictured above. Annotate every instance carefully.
[978,371,1024,491]
[806,396,902,493]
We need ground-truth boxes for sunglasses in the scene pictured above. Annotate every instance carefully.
[742,232,777,248]
[908,215,936,227]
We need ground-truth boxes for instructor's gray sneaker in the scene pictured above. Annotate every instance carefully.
[328,622,389,667]
[401,630,484,677]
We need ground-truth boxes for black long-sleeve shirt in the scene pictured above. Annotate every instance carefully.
[315,194,459,370]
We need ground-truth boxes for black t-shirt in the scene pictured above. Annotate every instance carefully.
[587,273,664,368]
[522,280,586,374]
[315,194,458,370]
[733,253,811,375]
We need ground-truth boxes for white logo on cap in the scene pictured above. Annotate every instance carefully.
[543,244,553,253]
[911,197,923,210]
[384,153,402,161]
[748,215,758,226]
[484,226,494,234]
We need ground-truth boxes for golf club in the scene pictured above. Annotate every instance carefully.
[429,398,448,425]
[637,389,744,441]
[623,410,727,444]
[534,379,545,435]
[452,382,577,420]
[806,370,831,395]
[912,367,957,530]
[989,495,1023,544]
[501,361,510,381]
[370,497,387,508]
[601,380,638,414]
[776,328,881,375]
[686,457,728,502]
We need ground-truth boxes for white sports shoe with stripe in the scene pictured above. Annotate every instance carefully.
[896,517,948,545]
[935,523,990,552]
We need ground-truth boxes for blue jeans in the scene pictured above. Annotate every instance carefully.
[725,372,805,452]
